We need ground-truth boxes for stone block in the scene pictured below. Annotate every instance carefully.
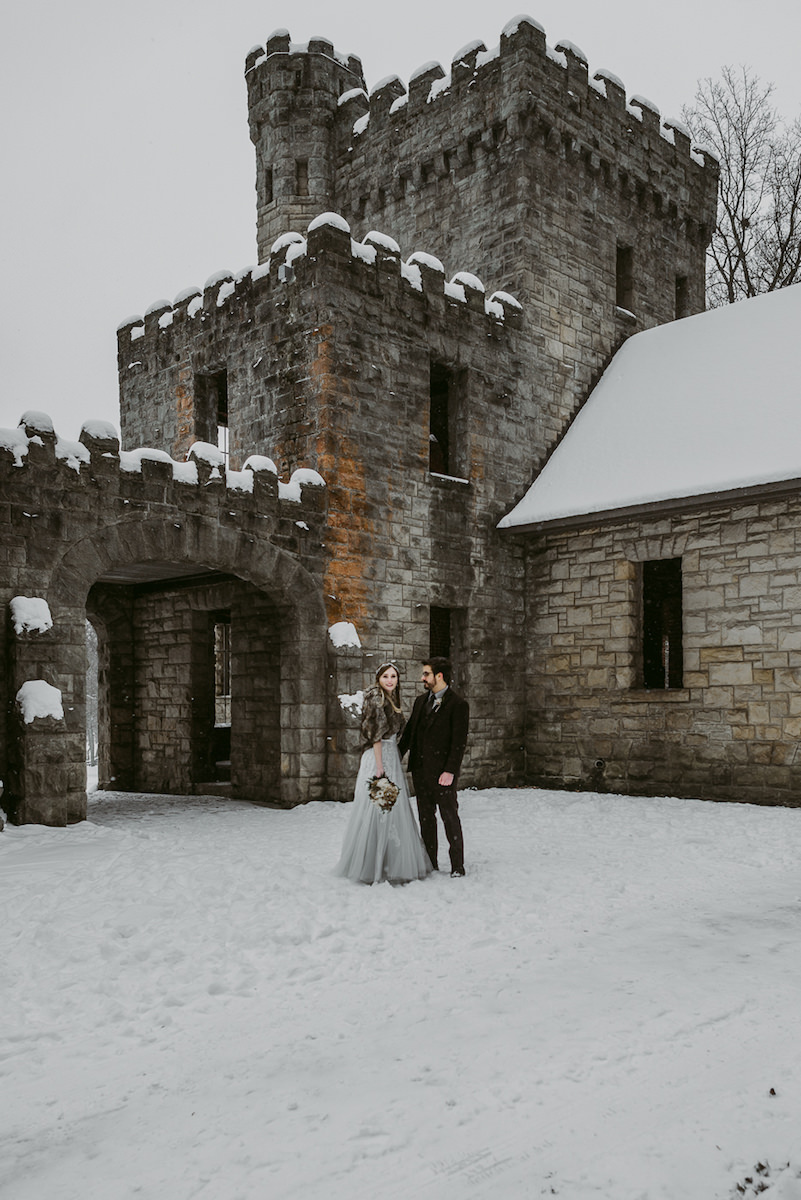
[708,662,754,686]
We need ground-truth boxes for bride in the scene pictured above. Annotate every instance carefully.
[334,662,433,885]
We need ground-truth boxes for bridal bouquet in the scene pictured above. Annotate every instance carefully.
[368,774,399,812]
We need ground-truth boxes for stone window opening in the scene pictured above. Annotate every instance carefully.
[199,608,233,787]
[428,606,466,686]
[642,558,683,689]
[194,369,229,464]
[217,418,229,465]
[429,361,466,477]
[86,619,99,769]
[616,244,634,311]
[212,611,232,727]
[675,274,689,319]
[295,159,309,197]
[429,605,452,658]
[265,165,274,205]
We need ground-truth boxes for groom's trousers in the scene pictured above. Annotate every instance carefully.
[413,777,464,874]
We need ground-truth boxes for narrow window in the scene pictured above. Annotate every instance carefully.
[429,362,452,474]
[212,611,232,727]
[642,559,683,689]
[616,244,634,311]
[675,275,688,319]
[295,159,309,197]
[216,374,229,464]
[265,165,274,205]
[217,418,229,464]
[86,619,99,769]
[429,606,452,659]
[194,369,228,462]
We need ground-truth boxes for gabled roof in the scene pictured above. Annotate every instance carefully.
[499,283,801,532]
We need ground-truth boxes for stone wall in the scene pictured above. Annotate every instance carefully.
[523,492,801,805]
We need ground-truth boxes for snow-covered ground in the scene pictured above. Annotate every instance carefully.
[2,786,801,1199]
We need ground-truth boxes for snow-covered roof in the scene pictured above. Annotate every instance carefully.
[499,284,801,531]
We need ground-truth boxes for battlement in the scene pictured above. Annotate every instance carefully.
[245,14,718,330]
[243,15,718,181]
[334,15,717,197]
[116,211,523,362]
[245,30,365,87]
[0,412,328,525]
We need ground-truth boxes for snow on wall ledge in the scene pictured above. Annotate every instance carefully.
[328,621,362,650]
[0,415,327,513]
[10,597,53,637]
[16,680,64,725]
[117,213,523,349]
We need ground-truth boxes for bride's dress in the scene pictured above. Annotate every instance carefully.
[334,734,433,885]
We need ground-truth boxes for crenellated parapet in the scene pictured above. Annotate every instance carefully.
[0,412,328,545]
[246,14,719,304]
[115,209,527,488]
[336,15,717,228]
[117,211,522,360]
[337,16,718,173]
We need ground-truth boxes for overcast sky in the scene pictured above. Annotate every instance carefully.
[3,0,800,443]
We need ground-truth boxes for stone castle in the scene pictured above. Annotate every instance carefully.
[2,16,724,824]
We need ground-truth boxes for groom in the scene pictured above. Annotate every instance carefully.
[398,657,470,877]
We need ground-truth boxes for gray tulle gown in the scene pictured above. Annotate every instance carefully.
[334,689,433,885]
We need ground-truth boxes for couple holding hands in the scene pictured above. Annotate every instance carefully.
[334,657,469,885]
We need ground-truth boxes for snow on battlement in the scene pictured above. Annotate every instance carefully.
[331,15,718,178]
[0,414,328,520]
[244,30,365,86]
[117,213,523,355]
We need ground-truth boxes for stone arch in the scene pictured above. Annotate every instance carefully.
[46,514,328,814]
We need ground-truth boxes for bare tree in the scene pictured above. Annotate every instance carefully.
[683,66,801,306]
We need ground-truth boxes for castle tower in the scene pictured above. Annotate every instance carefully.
[246,31,365,260]
[243,18,718,435]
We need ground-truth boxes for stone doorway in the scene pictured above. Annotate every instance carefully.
[7,514,328,825]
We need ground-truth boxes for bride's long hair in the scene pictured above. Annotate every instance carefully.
[374,661,402,714]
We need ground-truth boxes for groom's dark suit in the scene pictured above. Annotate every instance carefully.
[398,687,469,873]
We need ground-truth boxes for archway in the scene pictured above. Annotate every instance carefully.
[48,515,328,817]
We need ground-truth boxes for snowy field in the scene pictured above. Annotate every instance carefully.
[2,785,801,1200]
